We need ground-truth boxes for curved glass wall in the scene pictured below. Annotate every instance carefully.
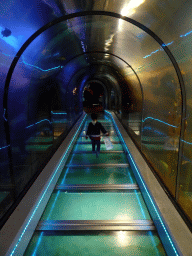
[0,10,192,229]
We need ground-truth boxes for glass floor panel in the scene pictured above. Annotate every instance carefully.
[73,142,123,151]
[66,152,128,165]
[77,136,120,143]
[57,166,137,185]
[81,128,117,136]
[24,231,166,256]
[40,191,151,221]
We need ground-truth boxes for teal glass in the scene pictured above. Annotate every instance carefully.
[24,231,166,256]
[40,191,151,221]
[77,135,120,143]
[73,142,123,151]
[66,152,128,165]
[57,166,137,185]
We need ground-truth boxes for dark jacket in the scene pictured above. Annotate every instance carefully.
[86,122,107,139]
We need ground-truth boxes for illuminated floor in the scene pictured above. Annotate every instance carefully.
[24,114,166,255]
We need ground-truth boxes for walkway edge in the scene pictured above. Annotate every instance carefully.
[0,112,87,256]
[109,111,192,256]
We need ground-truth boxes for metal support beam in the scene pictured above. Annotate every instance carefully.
[66,163,129,168]
[55,184,139,191]
[37,220,155,231]
[74,150,124,154]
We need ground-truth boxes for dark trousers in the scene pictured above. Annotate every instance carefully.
[91,138,100,153]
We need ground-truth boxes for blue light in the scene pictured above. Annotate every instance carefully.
[0,145,10,150]
[32,232,44,256]
[105,110,179,256]
[142,126,166,136]
[127,172,147,219]
[181,139,192,145]
[143,49,160,58]
[161,41,174,47]
[53,53,60,56]
[10,114,87,256]
[143,41,174,58]
[47,191,61,220]
[61,145,78,184]
[0,51,63,72]
[51,112,67,115]
[22,61,63,72]
[26,119,52,129]
[180,30,192,37]
[3,108,7,122]
[1,52,18,58]
[81,41,86,53]
[142,117,178,128]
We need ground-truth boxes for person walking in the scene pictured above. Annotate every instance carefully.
[86,113,109,157]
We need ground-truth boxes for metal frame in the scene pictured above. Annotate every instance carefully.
[77,141,120,144]
[37,220,155,231]
[66,163,129,168]
[74,150,124,154]
[55,184,139,191]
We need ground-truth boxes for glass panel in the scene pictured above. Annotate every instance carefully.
[77,136,120,143]
[40,191,151,221]
[74,142,123,151]
[176,12,192,221]
[177,153,192,222]
[0,145,13,221]
[24,231,166,256]
[66,152,128,165]
[116,67,142,144]
[81,126,117,136]
[2,17,87,226]
[57,166,137,185]
[123,39,181,197]
[140,38,181,198]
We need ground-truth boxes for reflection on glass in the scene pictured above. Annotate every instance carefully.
[24,231,166,256]
[178,151,192,222]
[40,191,151,221]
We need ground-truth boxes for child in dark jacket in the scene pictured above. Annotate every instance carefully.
[86,113,109,157]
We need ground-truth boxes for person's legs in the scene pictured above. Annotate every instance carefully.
[91,138,96,152]
[96,140,100,158]
[96,140,100,153]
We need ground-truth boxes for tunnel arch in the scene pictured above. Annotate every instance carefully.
[3,10,186,179]
[62,50,144,115]
[84,79,108,109]
[59,53,140,116]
